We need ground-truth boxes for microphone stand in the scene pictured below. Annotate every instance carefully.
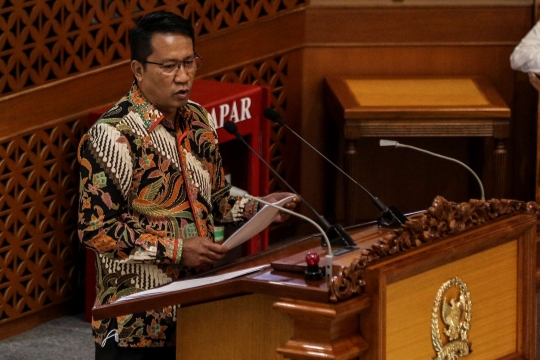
[379,140,485,200]
[263,108,407,229]
[240,192,334,279]
[223,121,357,249]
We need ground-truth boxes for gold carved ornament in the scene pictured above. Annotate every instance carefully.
[328,196,540,302]
[431,277,472,360]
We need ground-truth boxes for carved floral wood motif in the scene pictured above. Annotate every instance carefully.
[328,196,540,302]
[0,0,307,96]
[210,54,289,193]
[0,119,87,323]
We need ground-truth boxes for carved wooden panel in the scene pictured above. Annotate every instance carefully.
[329,196,540,302]
[0,119,86,326]
[211,54,290,193]
[0,0,307,96]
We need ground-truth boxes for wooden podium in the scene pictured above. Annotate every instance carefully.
[324,76,511,225]
[93,197,537,360]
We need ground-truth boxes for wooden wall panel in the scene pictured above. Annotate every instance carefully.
[195,9,305,72]
[305,7,530,45]
[0,0,536,340]
[0,0,307,96]
[299,6,535,222]
[0,117,87,338]
[0,64,133,140]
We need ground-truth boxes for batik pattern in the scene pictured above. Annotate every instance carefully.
[78,82,258,347]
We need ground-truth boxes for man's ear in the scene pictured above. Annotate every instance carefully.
[131,60,144,83]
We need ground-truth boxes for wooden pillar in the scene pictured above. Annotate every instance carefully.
[274,296,371,360]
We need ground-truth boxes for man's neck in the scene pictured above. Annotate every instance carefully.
[161,108,178,123]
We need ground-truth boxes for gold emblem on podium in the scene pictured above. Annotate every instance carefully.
[431,277,472,360]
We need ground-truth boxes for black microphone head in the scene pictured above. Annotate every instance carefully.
[223,120,238,134]
[263,108,285,126]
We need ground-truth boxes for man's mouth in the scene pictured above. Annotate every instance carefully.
[173,89,189,99]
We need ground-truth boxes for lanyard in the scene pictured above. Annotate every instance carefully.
[175,117,205,238]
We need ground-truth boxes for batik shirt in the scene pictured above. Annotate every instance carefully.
[78,82,258,347]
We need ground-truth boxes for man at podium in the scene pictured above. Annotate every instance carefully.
[77,10,299,360]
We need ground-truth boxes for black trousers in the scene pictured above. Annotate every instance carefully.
[95,318,175,360]
[95,341,176,360]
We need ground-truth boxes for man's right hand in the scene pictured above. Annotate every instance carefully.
[180,236,228,271]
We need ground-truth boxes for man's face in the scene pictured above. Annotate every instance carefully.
[131,33,197,118]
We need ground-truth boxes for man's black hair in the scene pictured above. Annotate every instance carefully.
[129,11,195,63]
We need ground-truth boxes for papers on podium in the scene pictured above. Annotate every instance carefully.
[113,195,293,304]
[222,194,296,249]
[115,264,268,303]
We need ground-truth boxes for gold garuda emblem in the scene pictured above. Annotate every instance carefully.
[431,277,472,360]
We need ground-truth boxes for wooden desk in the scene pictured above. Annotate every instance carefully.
[324,76,511,225]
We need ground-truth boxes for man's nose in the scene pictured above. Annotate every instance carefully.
[174,65,190,82]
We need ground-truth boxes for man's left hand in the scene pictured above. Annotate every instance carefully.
[262,192,301,223]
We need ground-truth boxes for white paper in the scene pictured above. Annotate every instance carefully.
[222,194,296,249]
[115,264,268,303]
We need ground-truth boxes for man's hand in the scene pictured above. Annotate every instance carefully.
[262,192,301,223]
[180,236,228,271]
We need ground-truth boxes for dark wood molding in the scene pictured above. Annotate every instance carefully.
[305,7,531,45]
[0,63,133,141]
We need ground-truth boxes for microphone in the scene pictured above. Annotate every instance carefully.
[223,120,357,249]
[379,140,485,200]
[231,186,333,279]
[263,107,407,229]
